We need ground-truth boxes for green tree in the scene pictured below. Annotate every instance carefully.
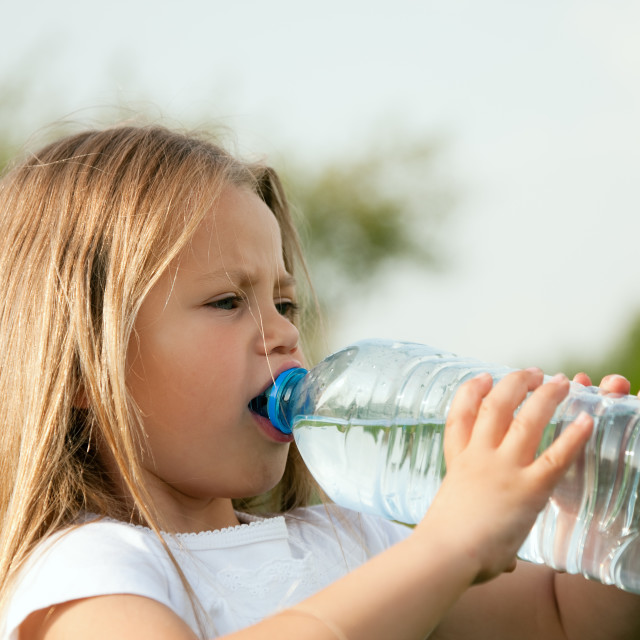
[0,52,72,172]
[0,81,33,171]
[562,312,640,395]
[281,139,455,361]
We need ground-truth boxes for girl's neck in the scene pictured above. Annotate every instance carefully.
[102,448,243,534]
[148,486,242,534]
[166,499,241,534]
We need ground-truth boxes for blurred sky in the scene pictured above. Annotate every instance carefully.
[3,0,640,369]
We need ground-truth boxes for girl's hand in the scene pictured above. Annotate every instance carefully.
[573,371,632,396]
[416,369,593,586]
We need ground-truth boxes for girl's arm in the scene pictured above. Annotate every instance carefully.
[428,558,640,640]
[25,369,634,640]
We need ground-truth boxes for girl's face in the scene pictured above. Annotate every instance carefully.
[126,185,304,523]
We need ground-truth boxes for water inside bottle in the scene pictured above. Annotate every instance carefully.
[293,404,640,592]
[292,415,447,524]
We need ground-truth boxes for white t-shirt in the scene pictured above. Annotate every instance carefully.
[3,505,410,639]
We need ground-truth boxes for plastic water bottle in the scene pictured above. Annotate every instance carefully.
[253,338,640,593]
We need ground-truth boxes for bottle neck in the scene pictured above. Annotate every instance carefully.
[267,367,308,434]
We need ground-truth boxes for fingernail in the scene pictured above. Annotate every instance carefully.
[549,373,568,384]
[526,366,542,374]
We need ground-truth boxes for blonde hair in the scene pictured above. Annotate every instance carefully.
[0,124,318,612]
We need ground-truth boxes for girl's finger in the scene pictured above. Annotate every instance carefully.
[573,372,591,387]
[472,368,544,447]
[599,374,630,396]
[444,373,493,461]
[501,373,571,464]
[531,411,593,493]
[575,371,630,396]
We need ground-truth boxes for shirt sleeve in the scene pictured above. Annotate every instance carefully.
[2,519,182,640]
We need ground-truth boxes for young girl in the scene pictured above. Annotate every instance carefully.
[0,124,638,640]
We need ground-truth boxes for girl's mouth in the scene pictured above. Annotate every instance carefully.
[248,390,269,419]
[248,388,293,443]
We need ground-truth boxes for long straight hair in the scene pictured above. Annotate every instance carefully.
[0,124,319,616]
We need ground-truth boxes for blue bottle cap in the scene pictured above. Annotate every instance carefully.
[267,367,307,434]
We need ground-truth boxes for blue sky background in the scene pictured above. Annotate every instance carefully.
[4,0,640,369]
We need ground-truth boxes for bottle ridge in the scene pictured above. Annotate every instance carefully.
[255,339,640,593]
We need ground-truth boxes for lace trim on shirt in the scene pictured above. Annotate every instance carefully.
[89,512,288,550]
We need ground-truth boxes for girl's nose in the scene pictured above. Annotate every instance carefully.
[258,305,300,355]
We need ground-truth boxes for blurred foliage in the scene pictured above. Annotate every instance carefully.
[562,313,640,395]
[284,140,452,297]
[0,81,31,171]
[281,140,455,360]
[0,52,72,172]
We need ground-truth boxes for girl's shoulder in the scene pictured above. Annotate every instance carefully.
[3,516,181,640]
[21,515,173,581]
[18,514,171,576]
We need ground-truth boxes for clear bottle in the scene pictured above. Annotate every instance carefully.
[255,338,640,593]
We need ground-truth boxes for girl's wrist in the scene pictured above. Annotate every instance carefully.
[410,512,482,588]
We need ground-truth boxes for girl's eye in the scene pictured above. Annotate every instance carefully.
[207,295,243,311]
[276,300,299,321]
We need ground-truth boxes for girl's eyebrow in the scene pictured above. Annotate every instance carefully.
[276,274,297,289]
[195,269,296,289]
